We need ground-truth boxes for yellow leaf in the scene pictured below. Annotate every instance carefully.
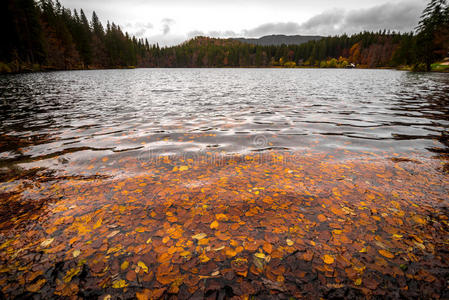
[392,234,403,239]
[107,244,122,254]
[359,247,367,253]
[137,261,148,273]
[286,239,294,246]
[192,233,207,240]
[26,278,46,292]
[72,249,81,258]
[332,230,342,235]
[40,238,54,248]
[180,251,191,257]
[199,253,210,263]
[93,218,102,229]
[215,214,228,221]
[323,255,335,264]
[354,278,362,286]
[210,220,219,229]
[254,253,266,259]
[353,265,366,273]
[121,261,129,270]
[63,267,81,283]
[112,279,128,288]
[378,249,395,259]
[179,166,189,171]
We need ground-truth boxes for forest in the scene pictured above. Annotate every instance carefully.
[1,0,448,72]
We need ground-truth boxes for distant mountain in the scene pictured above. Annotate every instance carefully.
[233,34,323,46]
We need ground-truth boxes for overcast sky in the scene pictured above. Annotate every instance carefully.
[59,0,426,46]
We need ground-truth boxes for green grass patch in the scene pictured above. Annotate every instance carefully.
[431,62,449,72]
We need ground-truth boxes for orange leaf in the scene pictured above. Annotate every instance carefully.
[322,255,335,264]
[210,220,219,229]
[378,249,395,259]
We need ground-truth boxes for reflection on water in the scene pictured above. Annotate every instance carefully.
[0,69,448,298]
[0,69,448,172]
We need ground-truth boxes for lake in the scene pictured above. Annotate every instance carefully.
[0,69,448,298]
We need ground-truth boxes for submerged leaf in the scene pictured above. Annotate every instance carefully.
[137,261,149,273]
[210,220,219,229]
[40,238,54,248]
[322,255,335,264]
[378,249,395,259]
[112,279,128,288]
[192,233,207,240]
[26,278,46,292]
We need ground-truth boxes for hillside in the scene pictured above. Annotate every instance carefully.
[233,34,323,46]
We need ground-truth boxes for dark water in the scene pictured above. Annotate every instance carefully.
[0,68,448,176]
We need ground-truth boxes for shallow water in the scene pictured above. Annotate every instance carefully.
[0,69,448,298]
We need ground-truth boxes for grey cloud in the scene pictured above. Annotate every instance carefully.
[113,0,425,46]
[134,28,147,37]
[242,1,424,37]
[187,30,204,38]
[123,22,153,38]
[187,30,239,39]
[162,18,175,35]
[242,22,301,37]
[344,2,422,32]
[300,9,345,31]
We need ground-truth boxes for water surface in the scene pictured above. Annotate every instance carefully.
[1,69,448,170]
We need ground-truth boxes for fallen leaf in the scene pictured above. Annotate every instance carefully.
[26,278,46,292]
[210,220,219,229]
[378,249,395,259]
[112,279,128,288]
[72,249,81,258]
[107,230,120,238]
[121,261,129,270]
[192,233,207,240]
[136,289,151,300]
[40,238,54,248]
[323,255,335,264]
[226,248,237,257]
[138,261,149,273]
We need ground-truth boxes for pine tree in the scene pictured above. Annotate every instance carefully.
[416,0,449,70]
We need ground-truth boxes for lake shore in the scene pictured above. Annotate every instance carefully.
[2,61,449,74]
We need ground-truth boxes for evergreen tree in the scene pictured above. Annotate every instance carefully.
[416,0,449,70]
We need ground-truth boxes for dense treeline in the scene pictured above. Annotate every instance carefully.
[155,32,415,68]
[1,0,155,71]
[1,0,448,72]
